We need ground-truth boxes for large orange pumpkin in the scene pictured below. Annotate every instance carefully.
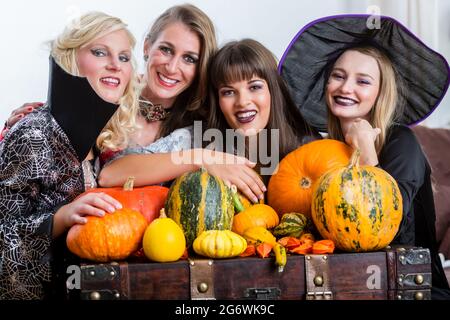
[267,139,352,218]
[311,150,403,252]
[84,177,169,224]
[66,208,148,262]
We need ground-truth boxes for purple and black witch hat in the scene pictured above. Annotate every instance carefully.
[279,14,450,132]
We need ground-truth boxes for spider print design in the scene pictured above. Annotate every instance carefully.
[0,105,84,299]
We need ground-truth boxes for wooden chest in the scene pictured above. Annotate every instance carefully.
[78,246,431,300]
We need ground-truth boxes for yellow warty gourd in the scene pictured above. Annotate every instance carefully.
[193,230,247,258]
[242,226,277,245]
[242,226,287,272]
[143,209,186,262]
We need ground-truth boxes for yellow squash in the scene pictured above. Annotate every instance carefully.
[143,209,186,262]
[193,230,247,258]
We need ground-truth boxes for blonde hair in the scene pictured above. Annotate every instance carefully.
[327,46,402,154]
[50,11,141,151]
[145,4,217,138]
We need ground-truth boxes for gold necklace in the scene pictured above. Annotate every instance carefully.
[139,98,170,122]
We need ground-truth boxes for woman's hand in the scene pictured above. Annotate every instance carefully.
[6,102,43,128]
[52,192,122,238]
[200,149,266,203]
[344,118,380,166]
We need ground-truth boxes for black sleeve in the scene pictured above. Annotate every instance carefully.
[378,125,427,244]
[0,129,56,299]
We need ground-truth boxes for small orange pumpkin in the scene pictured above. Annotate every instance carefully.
[267,139,352,218]
[66,208,148,262]
[232,204,279,235]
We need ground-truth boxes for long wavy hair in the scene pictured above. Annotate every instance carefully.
[144,4,218,138]
[207,39,318,162]
[326,46,404,154]
[50,11,141,152]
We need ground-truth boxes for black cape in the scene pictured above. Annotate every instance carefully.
[380,125,450,298]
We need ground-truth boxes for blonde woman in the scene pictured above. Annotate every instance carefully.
[0,12,138,299]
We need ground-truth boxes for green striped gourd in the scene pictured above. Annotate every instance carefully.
[311,150,402,252]
[273,212,311,238]
[165,168,234,247]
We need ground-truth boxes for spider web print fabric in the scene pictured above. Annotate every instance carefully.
[0,106,84,299]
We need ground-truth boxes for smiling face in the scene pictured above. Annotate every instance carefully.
[326,50,380,124]
[142,22,200,107]
[218,76,271,136]
[76,29,132,104]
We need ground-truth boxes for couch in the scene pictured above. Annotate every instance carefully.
[412,125,450,283]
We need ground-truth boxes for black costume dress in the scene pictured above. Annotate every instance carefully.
[380,125,450,297]
[0,58,118,299]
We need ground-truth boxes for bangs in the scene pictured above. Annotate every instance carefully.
[211,44,267,88]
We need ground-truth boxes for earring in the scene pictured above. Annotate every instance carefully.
[144,54,148,62]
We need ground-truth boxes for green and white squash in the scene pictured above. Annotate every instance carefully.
[165,168,234,247]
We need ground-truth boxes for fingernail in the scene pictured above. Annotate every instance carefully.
[259,194,264,200]
[116,203,122,209]
[253,197,259,203]
[262,186,267,192]
[108,206,115,213]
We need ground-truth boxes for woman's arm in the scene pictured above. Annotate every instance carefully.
[52,192,123,238]
[98,148,265,203]
[0,102,44,142]
[344,118,380,166]
[98,150,198,187]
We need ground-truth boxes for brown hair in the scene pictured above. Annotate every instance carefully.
[327,45,403,154]
[145,4,217,137]
[207,39,318,161]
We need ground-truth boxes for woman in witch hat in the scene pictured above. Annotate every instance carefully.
[279,14,450,299]
[0,12,139,299]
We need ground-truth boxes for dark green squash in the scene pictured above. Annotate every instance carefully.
[165,168,234,246]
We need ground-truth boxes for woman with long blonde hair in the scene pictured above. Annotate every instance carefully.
[0,11,137,299]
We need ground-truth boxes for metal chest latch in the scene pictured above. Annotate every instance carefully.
[189,258,216,300]
[395,247,431,300]
[305,255,333,300]
[80,262,123,300]
[244,287,281,300]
